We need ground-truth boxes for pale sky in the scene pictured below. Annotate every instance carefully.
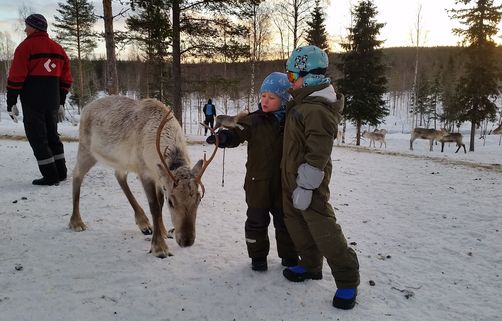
[0,0,500,54]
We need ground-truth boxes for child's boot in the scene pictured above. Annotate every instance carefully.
[332,288,357,310]
[283,265,322,282]
[281,257,299,267]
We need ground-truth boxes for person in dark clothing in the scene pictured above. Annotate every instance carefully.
[202,99,216,135]
[6,14,72,186]
[206,72,298,271]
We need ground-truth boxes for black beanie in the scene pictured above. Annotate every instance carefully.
[25,14,48,32]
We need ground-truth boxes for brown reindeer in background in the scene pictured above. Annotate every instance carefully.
[69,96,218,258]
[439,132,467,153]
[493,123,502,146]
[362,129,387,148]
[494,123,502,135]
[410,128,448,151]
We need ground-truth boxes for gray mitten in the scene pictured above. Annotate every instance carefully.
[7,105,19,123]
[57,105,65,122]
[292,163,325,210]
[292,187,313,210]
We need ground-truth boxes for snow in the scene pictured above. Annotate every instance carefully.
[1,106,501,321]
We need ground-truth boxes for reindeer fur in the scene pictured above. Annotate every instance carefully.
[69,95,206,258]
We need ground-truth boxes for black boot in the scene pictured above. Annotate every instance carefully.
[34,163,60,186]
[32,177,59,186]
[55,158,67,181]
[251,257,268,271]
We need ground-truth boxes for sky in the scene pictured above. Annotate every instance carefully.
[1,0,499,54]
[1,96,502,321]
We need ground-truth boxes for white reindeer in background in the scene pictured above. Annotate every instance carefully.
[69,96,218,258]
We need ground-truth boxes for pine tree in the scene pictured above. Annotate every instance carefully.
[126,0,172,104]
[170,0,257,125]
[411,71,436,127]
[53,0,97,111]
[448,0,502,151]
[304,0,329,51]
[126,0,256,126]
[336,0,388,145]
[102,0,119,95]
[439,55,462,129]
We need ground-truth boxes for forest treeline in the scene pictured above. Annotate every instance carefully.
[2,45,493,108]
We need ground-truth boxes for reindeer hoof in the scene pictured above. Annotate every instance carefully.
[151,250,173,258]
[140,226,153,235]
[150,244,172,258]
[68,222,87,232]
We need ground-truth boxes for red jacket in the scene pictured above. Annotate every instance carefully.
[7,31,72,109]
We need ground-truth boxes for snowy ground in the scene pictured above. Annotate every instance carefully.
[1,109,502,321]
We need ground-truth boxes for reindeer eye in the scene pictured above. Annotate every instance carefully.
[168,198,174,208]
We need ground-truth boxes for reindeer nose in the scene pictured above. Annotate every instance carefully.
[177,236,195,247]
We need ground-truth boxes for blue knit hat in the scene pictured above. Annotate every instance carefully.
[259,72,291,105]
[25,14,47,32]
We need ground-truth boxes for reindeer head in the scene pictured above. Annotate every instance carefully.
[155,112,218,248]
[159,162,203,247]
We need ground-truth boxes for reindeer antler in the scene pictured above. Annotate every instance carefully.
[155,109,178,185]
[196,122,220,198]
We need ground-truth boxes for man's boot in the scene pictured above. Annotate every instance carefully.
[33,162,59,186]
[55,157,67,181]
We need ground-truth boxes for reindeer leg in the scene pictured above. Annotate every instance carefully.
[156,186,169,239]
[430,139,434,151]
[69,145,97,232]
[140,176,171,258]
[115,170,152,235]
[410,138,414,150]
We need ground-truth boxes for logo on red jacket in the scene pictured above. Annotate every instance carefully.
[44,59,57,72]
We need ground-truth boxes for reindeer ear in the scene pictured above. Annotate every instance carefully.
[191,159,204,176]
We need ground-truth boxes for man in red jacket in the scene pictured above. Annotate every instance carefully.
[7,14,72,186]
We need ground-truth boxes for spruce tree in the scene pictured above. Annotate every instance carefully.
[448,0,502,151]
[336,0,388,145]
[304,0,329,51]
[53,0,97,111]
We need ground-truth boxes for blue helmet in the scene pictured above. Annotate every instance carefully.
[286,45,330,87]
[286,45,328,75]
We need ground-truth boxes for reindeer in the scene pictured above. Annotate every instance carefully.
[493,123,502,135]
[214,111,248,129]
[492,123,502,146]
[336,127,345,145]
[410,128,448,151]
[362,129,387,148]
[69,96,218,258]
[439,132,467,153]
